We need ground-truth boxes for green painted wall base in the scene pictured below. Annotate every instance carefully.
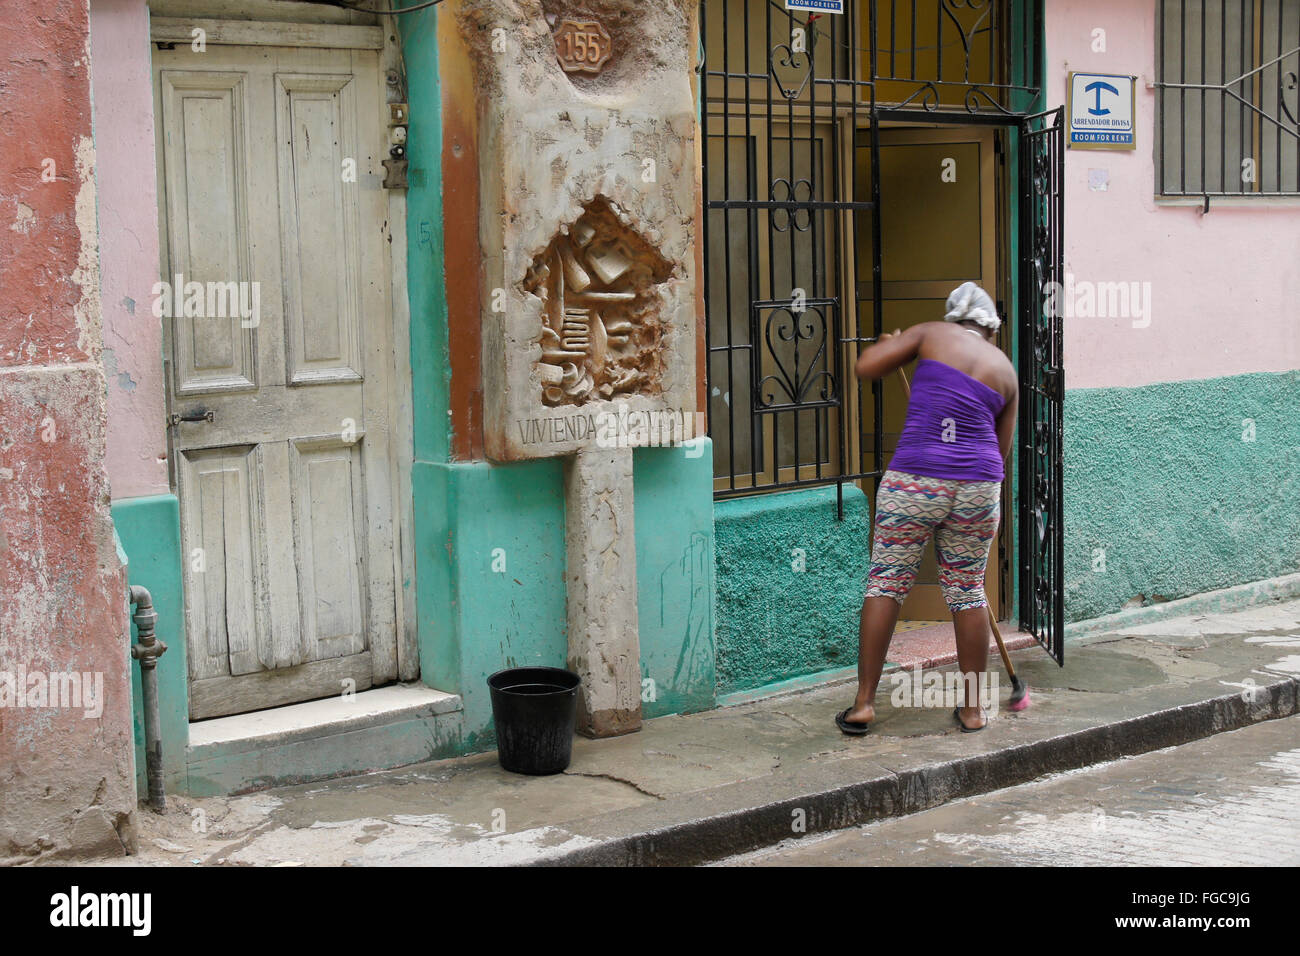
[412,456,568,752]
[716,663,859,709]
[1063,370,1300,622]
[633,442,717,717]
[412,440,718,752]
[714,484,872,696]
[109,444,717,796]
[112,493,188,795]
[1065,570,1300,642]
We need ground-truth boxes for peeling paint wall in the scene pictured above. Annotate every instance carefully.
[0,0,137,861]
[90,0,168,500]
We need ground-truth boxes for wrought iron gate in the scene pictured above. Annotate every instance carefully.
[700,0,871,515]
[1017,106,1065,664]
[700,1,1064,656]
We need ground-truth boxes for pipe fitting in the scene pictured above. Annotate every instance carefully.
[128,584,167,812]
[128,585,167,670]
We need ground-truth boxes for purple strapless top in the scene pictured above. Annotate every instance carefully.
[888,358,1007,482]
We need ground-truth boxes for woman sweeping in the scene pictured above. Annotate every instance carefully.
[836,282,1017,734]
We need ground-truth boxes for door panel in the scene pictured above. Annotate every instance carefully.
[275,72,365,385]
[179,446,262,681]
[290,437,366,661]
[156,43,398,719]
[160,71,257,394]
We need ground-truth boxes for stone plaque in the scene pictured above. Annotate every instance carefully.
[554,19,613,74]
[526,197,672,407]
[456,0,702,738]
[462,0,700,463]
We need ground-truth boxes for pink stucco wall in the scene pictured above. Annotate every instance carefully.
[1047,0,1300,390]
[1,0,136,861]
[90,0,168,499]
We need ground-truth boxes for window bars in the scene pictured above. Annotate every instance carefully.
[700,1,1044,509]
[1156,0,1300,197]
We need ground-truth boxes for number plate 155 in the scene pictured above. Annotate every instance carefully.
[554,19,613,75]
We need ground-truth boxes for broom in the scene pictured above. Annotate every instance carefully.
[894,363,1030,712]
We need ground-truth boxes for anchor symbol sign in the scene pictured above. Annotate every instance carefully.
[1084,80,1119,116]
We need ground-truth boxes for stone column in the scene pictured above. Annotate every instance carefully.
[564,446,641,736]
[449,0,701,738]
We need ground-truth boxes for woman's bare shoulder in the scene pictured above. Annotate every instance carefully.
[993,349,1018,399]
[911,321,954,349]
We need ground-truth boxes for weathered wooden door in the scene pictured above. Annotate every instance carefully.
[153,42,399,719]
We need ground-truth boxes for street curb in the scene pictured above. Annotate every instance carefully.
[530,675,1300,866]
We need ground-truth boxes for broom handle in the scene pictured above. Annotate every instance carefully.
[894,364,1016,682]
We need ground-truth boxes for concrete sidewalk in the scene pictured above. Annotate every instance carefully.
[109,598,1300,867]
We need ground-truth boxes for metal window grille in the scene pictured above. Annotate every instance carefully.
[700,0,1065,662]
[1155,0,1300,197]
[701,1,1043,510]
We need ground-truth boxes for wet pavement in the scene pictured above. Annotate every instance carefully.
[97,598,1300,866]
[721,715,1300,866]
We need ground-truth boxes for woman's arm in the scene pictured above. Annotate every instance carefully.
[854,325,923,380]
[995,388,1019,464]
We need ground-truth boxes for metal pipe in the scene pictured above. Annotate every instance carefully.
[128,584,168,812]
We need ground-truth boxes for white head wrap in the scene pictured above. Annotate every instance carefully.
[944,281,1000,331]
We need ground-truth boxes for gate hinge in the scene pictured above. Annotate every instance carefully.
[1045,366,1064,401]
[382,158,408,190]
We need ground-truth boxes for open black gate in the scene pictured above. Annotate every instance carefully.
[1017,107,1065,664]
[700,2,1065,656]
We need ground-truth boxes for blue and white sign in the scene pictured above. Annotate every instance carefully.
[1067,71,1136,149]
[785,0,844,12]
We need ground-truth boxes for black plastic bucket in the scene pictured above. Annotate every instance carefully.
[487,666,581,775]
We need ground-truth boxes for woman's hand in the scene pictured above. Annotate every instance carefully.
[855,326,921,380]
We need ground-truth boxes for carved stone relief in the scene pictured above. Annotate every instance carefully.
[524,196,673,407]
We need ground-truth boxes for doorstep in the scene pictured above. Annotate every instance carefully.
[183,683,463,797]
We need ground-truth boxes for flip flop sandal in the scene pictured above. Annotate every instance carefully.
[835,707,871,736]
[953,707,987,733]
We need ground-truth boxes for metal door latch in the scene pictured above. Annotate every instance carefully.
[168,409,215,426]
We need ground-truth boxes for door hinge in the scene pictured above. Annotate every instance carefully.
[382,157,408,190]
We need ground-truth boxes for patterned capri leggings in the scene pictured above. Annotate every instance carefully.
[864,469,1002,613]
